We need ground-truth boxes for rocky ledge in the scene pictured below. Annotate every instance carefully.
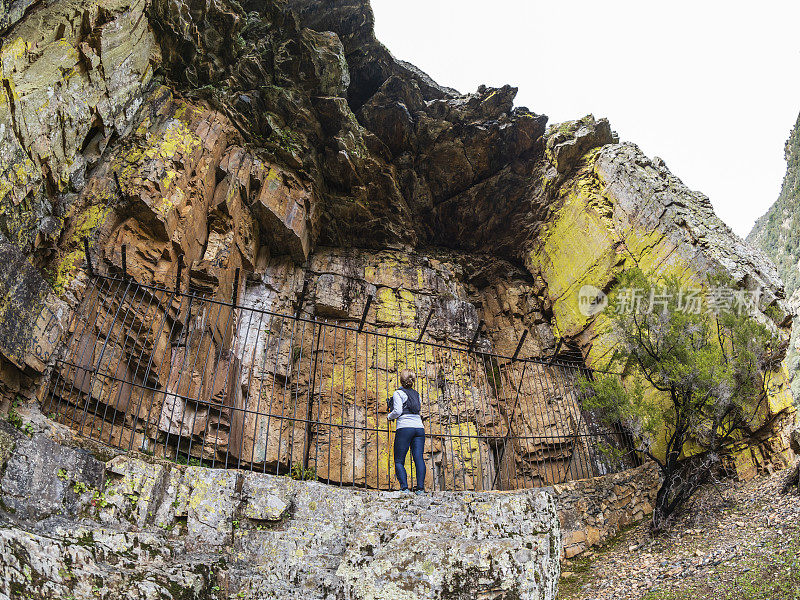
[0,416,561,600]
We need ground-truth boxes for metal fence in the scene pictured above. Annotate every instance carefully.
[44,268,639,491]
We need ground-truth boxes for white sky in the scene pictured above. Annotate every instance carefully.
[371,0,800,238]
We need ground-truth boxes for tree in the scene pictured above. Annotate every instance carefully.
[581,267,787,532]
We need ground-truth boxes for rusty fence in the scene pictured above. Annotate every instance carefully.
[44,269,639,491]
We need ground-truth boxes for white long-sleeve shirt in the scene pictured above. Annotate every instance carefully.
[387,389,424,429]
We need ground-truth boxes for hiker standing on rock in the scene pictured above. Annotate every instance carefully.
[388,368,426,495]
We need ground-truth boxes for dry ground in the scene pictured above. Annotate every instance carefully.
[558,465,800,600]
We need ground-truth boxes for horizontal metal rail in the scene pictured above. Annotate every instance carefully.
[85,272,593,370]
[44,269,638,491]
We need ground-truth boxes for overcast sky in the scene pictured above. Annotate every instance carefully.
[371,0,800,238]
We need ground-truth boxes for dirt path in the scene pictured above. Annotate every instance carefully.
[558,466,800,600]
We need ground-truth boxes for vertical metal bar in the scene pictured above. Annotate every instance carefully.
[352,327,358,488]
[451,347,470,491]
[79,278,125,438]
[121,245,127,279]
[511,361,532,489]
[358,295,373,332]
[65,276,115,428]
[579,364,602,478]
[453,348,474,491]
[239,309,271,470]
[127,286,170,453]
[541,362,572,484]
[373,330,381,489]
[274,314,299,475]
[384,329,392,488]
[217,296,254,468]
[544,362,572,484]
[249,311,277,471]
[515,361,542,488]
[416,308,434,342]
[409,332,426,491]
[285,318,308,477]
[97,282,153,442]
[122,285,178,451]
[161,292,196,458]
[504,359,519,488]
[50,278,102,423]
[467,320,484,352]
[412,339,428,492]
[190,294,232,463]
[554,363,586,481]
[438,349,456,491]
[480,354,499,489]
[326,323,339,483]
[231,304,264,470]
[527,362,555,486]
[50,277,100,417]
[478,353,500,489]
[362,328,370,488]
[167,290,209,462]
[400,335,412,489]
[78,278,132,435]
[83,237,93,277]
[202,281,241,465]
[511,359,533,490]
[261,314,285,473]
[163,294,200,459]
[492,362,526,490]
[435,348,451,491]
[459,349,486,490]
[130,288,181,454]
[302,318,321,472]
[492,358,509,491]
[313,319,329,481]
[339,322,349,486]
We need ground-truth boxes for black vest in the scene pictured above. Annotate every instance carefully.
[399,387,421,415]
[388,387,421,414]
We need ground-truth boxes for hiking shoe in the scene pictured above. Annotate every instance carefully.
[400,488,412,494]
[414,489,425,496]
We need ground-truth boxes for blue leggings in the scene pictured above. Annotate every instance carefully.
[394,427,426,490]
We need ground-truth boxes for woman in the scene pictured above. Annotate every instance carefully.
[388,368,426,494]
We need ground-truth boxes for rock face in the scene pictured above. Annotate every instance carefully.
[0,420,562,599]
[749,111,800,395]
[0,0,796,588]
[1,2,797,594]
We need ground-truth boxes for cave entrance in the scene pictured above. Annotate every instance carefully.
[44,264,638,492]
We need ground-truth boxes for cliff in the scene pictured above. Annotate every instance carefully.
[0,0,794,489]
[0,0,796,596]
[748,111,800,394]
